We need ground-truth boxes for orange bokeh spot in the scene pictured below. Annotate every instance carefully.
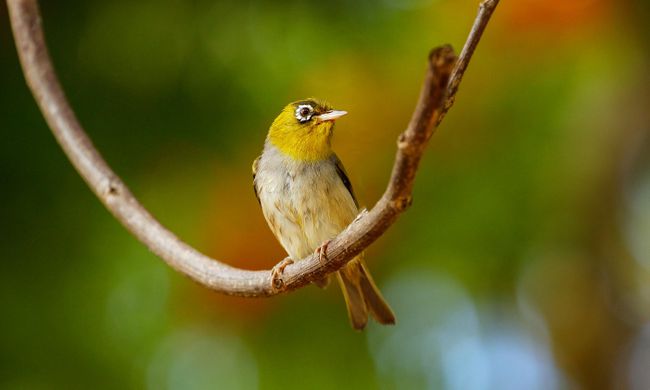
[190,161,287,322]
[502,0,609,33]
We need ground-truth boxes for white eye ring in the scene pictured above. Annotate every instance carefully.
[295,104,314,123]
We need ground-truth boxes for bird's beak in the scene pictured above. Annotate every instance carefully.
[316,110,347,122]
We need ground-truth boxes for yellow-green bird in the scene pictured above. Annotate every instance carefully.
[253,98,395,330]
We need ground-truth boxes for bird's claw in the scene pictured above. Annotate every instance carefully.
[353,209,368,224]
[271,257,294,291]
[315,240,331,265]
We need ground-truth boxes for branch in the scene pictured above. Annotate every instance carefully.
[6,0,499,297]
[438,0,500,125]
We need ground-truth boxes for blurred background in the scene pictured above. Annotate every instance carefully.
[1,0,649,388]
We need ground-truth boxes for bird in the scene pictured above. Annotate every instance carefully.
[252,98,395,330]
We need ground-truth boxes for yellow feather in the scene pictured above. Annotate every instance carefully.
[267,100,335,161]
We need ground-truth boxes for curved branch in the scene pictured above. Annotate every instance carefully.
[6,0,499,297]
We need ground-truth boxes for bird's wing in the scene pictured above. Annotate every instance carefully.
[331,154,359,208]
[252,155,261,205]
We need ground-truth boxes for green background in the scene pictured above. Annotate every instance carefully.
[2,0,650,389]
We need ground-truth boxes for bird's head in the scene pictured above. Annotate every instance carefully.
[267,98,347,161]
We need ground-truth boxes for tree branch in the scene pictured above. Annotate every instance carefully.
[6,0,499,297]
[438,0,501,125]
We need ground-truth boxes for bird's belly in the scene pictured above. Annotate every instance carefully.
[258,165,358,260]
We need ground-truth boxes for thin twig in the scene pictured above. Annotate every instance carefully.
[6,0,499,297]
[438,0,500,125]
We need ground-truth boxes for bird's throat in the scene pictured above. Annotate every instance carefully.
[268,123,333,161]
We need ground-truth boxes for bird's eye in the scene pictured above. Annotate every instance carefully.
[295,104,314,123]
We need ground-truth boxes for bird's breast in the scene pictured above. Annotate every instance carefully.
[255,145,358,259]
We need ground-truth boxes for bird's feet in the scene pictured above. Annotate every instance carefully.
[353,208,368,224]
[315,240,332,265]
[271,257,294,291]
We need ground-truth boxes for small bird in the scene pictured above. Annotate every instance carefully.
[253,98,395,330]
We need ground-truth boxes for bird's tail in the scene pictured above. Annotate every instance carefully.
[337,257,395,330]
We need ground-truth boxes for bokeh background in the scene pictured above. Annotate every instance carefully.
[1,0,650,388]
